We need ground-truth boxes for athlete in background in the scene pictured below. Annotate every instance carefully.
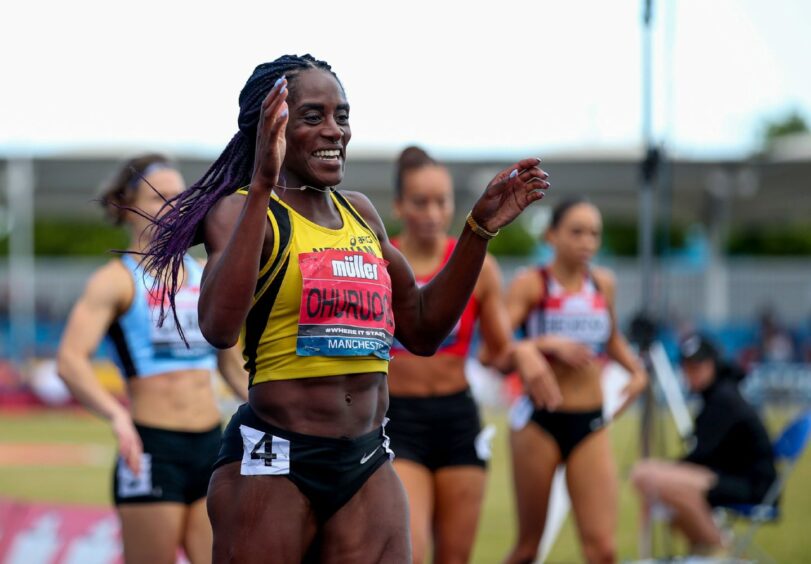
[57,154,247,564]
[387,147,560,564]
[503,197,647,564]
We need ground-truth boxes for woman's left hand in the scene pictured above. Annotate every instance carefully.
[470,157,550,233]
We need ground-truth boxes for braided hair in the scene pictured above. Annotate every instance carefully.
[142,54,341,334]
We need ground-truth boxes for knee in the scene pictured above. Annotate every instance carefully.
[630,462,657,495]
[582,535,616,564]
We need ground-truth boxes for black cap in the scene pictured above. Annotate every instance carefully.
[679,333,719,363]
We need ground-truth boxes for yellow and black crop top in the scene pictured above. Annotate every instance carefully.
[238,189,394,385]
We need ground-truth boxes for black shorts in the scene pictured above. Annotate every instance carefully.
[113,423,221,505]
[707,472,769,507]
[510,396,605,461]
[386,388,491,471]
[214,403,393,522]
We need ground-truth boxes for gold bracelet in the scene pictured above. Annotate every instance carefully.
[466,212,500,240]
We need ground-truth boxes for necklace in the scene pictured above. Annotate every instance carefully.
[274,184,334,193]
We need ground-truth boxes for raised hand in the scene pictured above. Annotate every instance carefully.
[252,76,289,190]
[470,157,550,233]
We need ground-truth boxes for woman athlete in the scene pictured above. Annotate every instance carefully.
[57,154,248,564]
[503,197,647,564]
[386,147,560,564]
[140,54,550,563]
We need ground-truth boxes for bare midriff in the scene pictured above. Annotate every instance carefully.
[550,358,605,411]
[387,354,468,397]
[127,369,221,431]
[248,372,389,439]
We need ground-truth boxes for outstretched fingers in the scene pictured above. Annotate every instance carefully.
[260,77,289,135]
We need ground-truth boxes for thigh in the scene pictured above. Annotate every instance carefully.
[433,466,487,564]
[182,498,213,564]
[637,460,716,497]
[509,424,560,542]
[207,462,318,564]
[393,459,434,563]
[319,461,411,564]
[117,502,185,564]
[565,429,618,547]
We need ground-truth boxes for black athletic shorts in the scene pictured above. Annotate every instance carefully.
[113,423,221,505]
[509,395,605,460]
[214,403,393,522]
[707,472,770,507]
[386,388,492,470]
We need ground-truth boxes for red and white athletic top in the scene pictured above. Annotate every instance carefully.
[391,237,479,358]
[523,266,611,354]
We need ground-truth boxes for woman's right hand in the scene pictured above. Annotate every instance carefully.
[252,76,289,190]
[514,341,562,410]
[112,411,143,475]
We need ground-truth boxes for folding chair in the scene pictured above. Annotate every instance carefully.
[716,409,811,562]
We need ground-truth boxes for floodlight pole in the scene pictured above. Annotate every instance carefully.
[637,0,660,559]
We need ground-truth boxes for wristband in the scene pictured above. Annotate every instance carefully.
[466,212,500,240]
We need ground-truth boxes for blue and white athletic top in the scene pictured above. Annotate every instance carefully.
[108,254,217,379]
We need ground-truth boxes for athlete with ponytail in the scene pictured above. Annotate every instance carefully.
[141,55,550,562]
[503,198,647,564]
[57,154,248,564]
[386,146,560,564]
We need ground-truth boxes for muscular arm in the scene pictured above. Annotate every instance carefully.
[199,190,273,348]
[345,191,489,356]
[477,255,516,371]
[479,258,562,408]
[217,345,249,402]
[57,263,130,421]
[56,262,142,471]
[198,78,288,348]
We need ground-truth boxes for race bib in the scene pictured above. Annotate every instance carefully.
[297,250,395,359]
[148,286,210,359]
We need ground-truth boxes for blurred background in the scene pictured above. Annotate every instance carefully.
[2,0,810,562]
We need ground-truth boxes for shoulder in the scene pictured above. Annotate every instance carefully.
[340,190,386,239]
[207,192,251,223]
[591,266,616,293]
[83,259,133,306]
[509,265,543,294]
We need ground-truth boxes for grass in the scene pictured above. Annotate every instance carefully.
[1,407,809,562]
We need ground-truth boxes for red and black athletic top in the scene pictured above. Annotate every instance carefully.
[523,266,611,354]
[391,237,479,358]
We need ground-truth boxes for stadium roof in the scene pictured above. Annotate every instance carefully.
[1,152,809,227]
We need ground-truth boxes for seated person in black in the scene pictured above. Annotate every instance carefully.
[631,333,777,555]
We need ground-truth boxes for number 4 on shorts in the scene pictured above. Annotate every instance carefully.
[251,434,277,466]
[239,424,291,476]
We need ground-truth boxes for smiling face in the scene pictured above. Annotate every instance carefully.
[546,202,602,267]
[281,68,351,189]
[395,165,454,244]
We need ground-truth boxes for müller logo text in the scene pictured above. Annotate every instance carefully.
[331,255,379,280]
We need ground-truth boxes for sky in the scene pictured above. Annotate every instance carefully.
[2,0,810,160]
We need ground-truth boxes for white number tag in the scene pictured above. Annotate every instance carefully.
[116,453,153,498]
[239,425,290,476]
